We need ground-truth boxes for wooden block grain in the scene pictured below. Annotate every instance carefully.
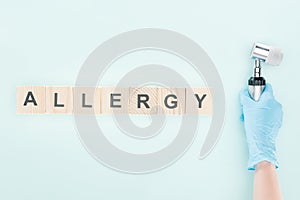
[185,87,213,115]
[16,86,46,114]
[129,87,158,115]
[46,86,73,114]
[158,88,186,115]
[73,87,101,114]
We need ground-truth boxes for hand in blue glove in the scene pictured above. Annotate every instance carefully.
[240,83,283,170]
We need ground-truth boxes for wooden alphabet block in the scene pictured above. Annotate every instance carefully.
[185,87,213,115]
[46,86,73,114]
[73,87,101,114]
[101,87,129,114]
[16,86,46,114]
[158,88,186,115]
[16,85,214,115]
[129,87,158,115]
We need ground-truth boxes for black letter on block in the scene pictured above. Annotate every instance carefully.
[54,93,64,107]
[164,94,177,109]
[23,91,37,106]
[137,94,150,108]
[110,93,121,108]
[195,94,207,108]
[82,93,92,108]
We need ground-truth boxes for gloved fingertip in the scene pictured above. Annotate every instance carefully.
[240,88,249,98]
[259,83,274,101]
[239,88,250,103]
[264,83,274,95]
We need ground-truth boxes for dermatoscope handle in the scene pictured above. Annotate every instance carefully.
[248,59,266,101]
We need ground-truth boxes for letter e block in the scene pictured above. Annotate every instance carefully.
[101,87,129,114]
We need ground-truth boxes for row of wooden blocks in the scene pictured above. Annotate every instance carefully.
[16,86,213,115]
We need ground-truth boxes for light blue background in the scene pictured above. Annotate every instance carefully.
[0,0,299,199]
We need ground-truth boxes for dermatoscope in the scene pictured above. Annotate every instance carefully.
[249,42,284,101]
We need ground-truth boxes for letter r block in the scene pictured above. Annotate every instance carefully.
[129,87,158,115]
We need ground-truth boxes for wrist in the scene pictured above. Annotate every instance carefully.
[248,150,278,170]
[256,161,276,170]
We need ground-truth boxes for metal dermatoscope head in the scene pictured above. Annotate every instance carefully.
[251,42,283,66]
[248,42,283,101]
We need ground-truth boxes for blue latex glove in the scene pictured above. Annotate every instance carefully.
[240,83,283,170]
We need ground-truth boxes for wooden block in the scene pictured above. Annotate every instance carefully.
[46,86,73,114]
[73,87,101,114]
[158,87,186,115]
[101,87,129,114]
[185,87,213,115]
[16,86,46,114]
[129,87,158,115]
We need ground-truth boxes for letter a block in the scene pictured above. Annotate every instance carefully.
[16,86,46,114]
